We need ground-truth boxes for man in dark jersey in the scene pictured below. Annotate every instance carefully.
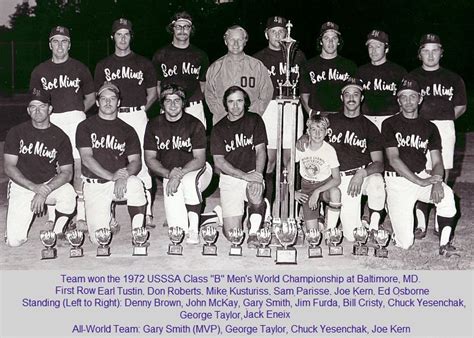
[152,11,209,129]
[382,78,458,257]
[300,21,357,116]
[76,82,147,245]
[94,18,157,228]
[144,84,213,244]
[4,88,76,247]
[356,30,407,131]
[30,26,95,232]
[211,86,268,248]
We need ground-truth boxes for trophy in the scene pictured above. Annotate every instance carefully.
[228,228,244,256]
[277,21,299,98]
[65,229,84,258]
[167,226,184,255]
[374,229,390,258]
[132,227,149,256]
[305,228,323,258]
[95,228,112,257]
[269,218,282,247]
[353,226,369,256]
[274,220,298,264]
[256,227,272,258]
[201,225,218,256]
[327,228,343,256]
[40,230,57,260]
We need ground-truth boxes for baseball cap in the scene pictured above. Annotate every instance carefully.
[397,77,421,96]
[366,30,389,45]
[111,18,133,34]
[341,77,364,94]
[97,82,120,97]
[29,88,51,104]
[419,33,441,46]
[266,16,287,30]
[49,26,70,40]
[160,84,186,103]
[319,21,340,36]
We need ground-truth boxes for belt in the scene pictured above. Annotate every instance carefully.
[384,171,401,177]
[340,166,365,177]
[118,106,145,113]
[188,100,202,106]
[83,177,109,184]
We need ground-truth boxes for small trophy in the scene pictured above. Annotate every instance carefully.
[256,227,272,258]
[269,218,282,247]
[305,228,323,258]
[275,220,298,264]
[95,228,112,257]
[201,225,218,256]
[132,227,149,256]
[228,228,244,256]
[167,227,184,255]
[353,226,369,256]
[65,229,84,258]
[40,230,57,260]
[374,229,390,258]
[327,228,343,256]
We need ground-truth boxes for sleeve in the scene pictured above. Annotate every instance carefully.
[328,145,340,169]
[252,62,273,114]
[366,121,384,152]
[428,123,442,151]
[93,61,106,91]
[253,115,268,146]
[80,64,95,95]
[381,119,397,148]
[152,50,165,82]
[57,132,74,166]
[210,127,225,156]
[143,121,156,151]
[75,121,91,149]
[453,75,467,107]
[199,50,210,82]
[191,120,207,150]
[3,128,19,155]
[205,62,226,120]
[144,59,157,89]
[125,127,142,156]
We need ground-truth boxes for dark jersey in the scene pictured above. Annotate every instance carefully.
[300,55,357,112]
[356,61,407,116]
[29,58,94,113]
[253,47,306,99]
[4,122,73,184]
[144,113,206,170]
[76,115,141,179]
[210,113,267,173]
[382,114,442,173]
[152,44,209,103]
[409,67,467,121]
[94,52,157,108]
[327,114,384,171]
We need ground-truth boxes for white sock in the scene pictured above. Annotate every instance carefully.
[76,195,85,221]
[369,212,380,231]
[249,214,262,234]
[131,214,145,230]
[145,190,153,216]
[440,227,451,246]
[188,212,199,233]
[47,205,55,222]
[416,209,427,231]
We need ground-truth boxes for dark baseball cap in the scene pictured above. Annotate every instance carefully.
[419,33,441,46]
[97,82,120,97]
[49,26,70,40]
[366,30,389,45]
[397,77,421,96]
[29,88,51,104]
[341,77,364,93]
[111,18,133,34]
[266,16,287,30]
[320,21,340,36]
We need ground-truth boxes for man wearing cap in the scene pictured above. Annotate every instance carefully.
[76,82,147,244]
[29,25,95,232]
[152,11,209,129]
[300,21,357,116]
[4,88,76,247]
[356,30,407,131]
[205,25,273,125]
[94,18,157,228]
[253,16,307,206]
[381,78,458,256]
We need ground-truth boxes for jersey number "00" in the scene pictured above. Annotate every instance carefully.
[240,76,256,88]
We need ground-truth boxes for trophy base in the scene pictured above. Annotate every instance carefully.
[308,246,323,258]
[374,247,388,258]
[133,245,148,256]
[202,244,217,256]
[167,244,183,256]
[229,246,242,256]
[275,247,297,264]
[257,247,271,258]
[69,247,83,258]
[353,245,369,256]
[97,246,111,257]
[41,248,57,260]
[329,245,343,256]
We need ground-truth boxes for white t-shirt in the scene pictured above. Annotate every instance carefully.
[296,141,339,182]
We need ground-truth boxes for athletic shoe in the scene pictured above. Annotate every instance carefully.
[439,242,460,258]
[145,215,156,229]
[110,218,120,235]
[247,234,259,248]
[186,231,200,245]
[414,227,427,240]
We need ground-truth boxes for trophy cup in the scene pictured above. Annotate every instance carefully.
[327,228,343,256]
[65,229,84,258]
[167,226,184,255]
[132,227,149,256]
[256,227,272,258]
[277,21,299,99]
[269,217,282,247]
[95,228,112,257]
[274,220,298,264]
[201,225,218,256]
[305,228,323,258]
[353,226,369,256]
[374,229,390,258]
[228,228,244,256]
[40,230,57,260]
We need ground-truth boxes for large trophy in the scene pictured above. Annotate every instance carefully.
[327,228,343,256]
[95,228,112,257]
[274,220,297,264]
[201,225,218,256]
[374,229,390,258]
[228,228,244,256]
[305,228,323,258]
[132,227,149,256]
[256,227,272,258]
[40,230,57,260]
[167,226,184,255]
[65,229,84,258]
[353,226,369,256]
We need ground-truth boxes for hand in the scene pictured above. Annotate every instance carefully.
[30,193,47,215]
[296,134,309,152]
[430,182,444,204]
[347,170,366,197]
[242,171,263,183]
[166,177,181,196]
[114,178,127,200]
[112,168,129,181]
[295,190,309,204]
[308,191,320,210]
[169,167,184,180]
[247,181,263,199]
[33,184,52,198]
[418,175,443,187]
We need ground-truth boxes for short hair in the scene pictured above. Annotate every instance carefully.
[222,86,251,112]
[317,31,344,52]
[306,114,330,129]
[224,25,248,42]
[166,11,195,35]
[160,84,187,106]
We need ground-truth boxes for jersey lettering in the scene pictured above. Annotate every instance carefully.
[395,132,429,151]
[181,62,201,79]
[420,84,454,101]
[18,139,58,163]
[373,78,397,95]
[104,67,144,85]
[224,133,254,152]
[240,76,256,88]
[327,128,367,153]
[40,75,81,93]
[90,133,126,155]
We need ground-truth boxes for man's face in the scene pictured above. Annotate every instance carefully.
[173,19,192,42]
[226,91,246,119]
[266,26,287,50]
[98,89,120,116]
[114,28,131,51]
[307,123,327,143]
[162,94,184,120]
[419,43,442,68]
[28,100,52,124]
[342,87,363,111]
[321,31,339,55]
[367,40,387,64]
[49,35,70,59]
[225,29,247,55]
[398,91,421,114]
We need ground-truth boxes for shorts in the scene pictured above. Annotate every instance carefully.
[50,110,86,159]
[300,177,331,221]
[219,173,263,218]
[425,120,455,170]
[262,100,304,149]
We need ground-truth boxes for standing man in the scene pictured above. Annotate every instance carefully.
[382,78,458,256]
[4,89,76,247]
[356,30,407,131]
[211,86,268,248]
[205,25,273,125]
[76,82,147,244]
[30,26,95,231]
[152,11,209,128]
[94,18,157,228]
[300,21,357,116]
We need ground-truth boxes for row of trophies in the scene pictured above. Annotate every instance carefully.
[40,219,390,263]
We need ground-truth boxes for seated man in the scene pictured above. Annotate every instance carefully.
[144,84,212,244]
[76,82,147,244]
[4,88,76,246]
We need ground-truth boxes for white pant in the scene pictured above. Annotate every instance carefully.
[364,115,392,132]
[50,110,86,159]
[185,101,207,129]
[425,120,455,170]
[6,181,76,247]
[262,100,304,149]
